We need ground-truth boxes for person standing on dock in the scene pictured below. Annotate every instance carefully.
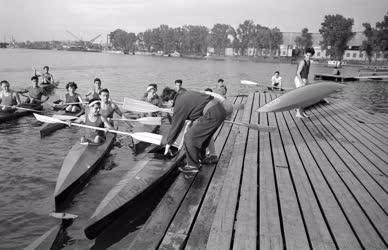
[0,80,21,112]
[161,87,227,174]
[294,47,315,118]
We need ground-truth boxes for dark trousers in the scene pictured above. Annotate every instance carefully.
[184,102,226,167]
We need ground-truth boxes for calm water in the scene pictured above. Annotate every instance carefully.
[0,49,387,249]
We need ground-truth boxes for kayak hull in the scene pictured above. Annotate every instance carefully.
[54,132,116,209]
[40,109,84,137]
[0,109,31,122]
[84,145,185,239]
[256,82,341,113]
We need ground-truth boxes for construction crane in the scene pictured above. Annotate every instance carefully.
[65,30,101,44]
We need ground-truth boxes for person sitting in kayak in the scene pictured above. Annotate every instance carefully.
[21,76,49,106]
[142,84,162,117]
[74,98,114,144]
[0,80,21,112]
[161,87,227,174]
[217,78,225,88]
[99,88,124,123]
[55,82,83,113]
[41,66,55,85]
[85,78,102,100]
[271,71,282,90]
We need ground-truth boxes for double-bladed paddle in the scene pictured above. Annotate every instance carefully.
[123,97,173,114]
[224,120,277,132]
[33,113,163,145]
[240,80,293,91]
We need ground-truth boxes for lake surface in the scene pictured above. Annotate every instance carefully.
[0,49,387,249]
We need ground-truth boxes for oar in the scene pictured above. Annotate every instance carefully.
[123,97,173,114]
[224,120,277,132]
[33,113,162,145]
[0,104,44,113]
[111,116,162,126]
[241,80,293,91]
[49,212,78,220]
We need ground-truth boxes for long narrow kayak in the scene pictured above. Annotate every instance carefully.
[0,103,43,123]
[131,122,160,154]
[40,109,84,137]
[256,81,341,113]
[54,132,116,209]
[84,122,188,239]
[24,225,62,250]
[0,109,31,123]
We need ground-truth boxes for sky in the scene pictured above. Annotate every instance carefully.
[0,0,387,42]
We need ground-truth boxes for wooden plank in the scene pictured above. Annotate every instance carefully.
[258,93,283,250]
[158,97,248,249]
[324,102,388,151]
[232,92,259,249]
[127,97,241,249]
[300,108,387,249]
[283,109,361,249]
[338,102,388,136]
[205,94,253,250]
[331,102,388,143]
[266,93,310,249]
[185,103,245,250]
[313,103,388,190]
[273,97,336,249]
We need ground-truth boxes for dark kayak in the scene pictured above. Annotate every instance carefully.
[84,122,188,239]
[54,131,117,210]
[0,103,43,123]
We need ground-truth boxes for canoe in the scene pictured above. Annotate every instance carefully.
[54,131,116,209]
[0,103,43,123]
[40,109,84,137]
[256,82,341,113]
[84,121,189,239]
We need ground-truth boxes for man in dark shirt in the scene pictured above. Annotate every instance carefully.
[161,87,226,173]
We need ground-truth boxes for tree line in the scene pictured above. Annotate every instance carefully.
[110,12,387,62]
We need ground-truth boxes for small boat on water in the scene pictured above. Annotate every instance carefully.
[0,103,43,123]
[84,121,189,239]
[40,108,84,137]
[54,131,117,209]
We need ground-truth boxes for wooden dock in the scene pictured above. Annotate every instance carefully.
[314,74,358,82]
[113,92,387,249]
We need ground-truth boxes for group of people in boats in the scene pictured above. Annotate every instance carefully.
[2,48,316,175]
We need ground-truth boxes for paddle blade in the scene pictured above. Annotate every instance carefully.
[34,113,67,124]
[123,97,160,113]
[241,80,259,85]
[131,132,163,145]
[49,212,78,220]
[136,116,162,125]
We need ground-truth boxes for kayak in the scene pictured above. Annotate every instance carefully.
[0,103,43,123]
[41,81,60,96]
[40,109,84,137]
[54,131,117,209]
[256,81,341,113]
[84,121,189,239]
[0,109,31,123]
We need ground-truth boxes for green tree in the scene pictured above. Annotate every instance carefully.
[375,12,388,52]
[209,23,234,55]
[182,25,209,55]
[295,28,312,51]
[269,27,283,56]
[319,14,354,60]
[110,29,137,53]
[236,20,256,56]
[360,23,377,63]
